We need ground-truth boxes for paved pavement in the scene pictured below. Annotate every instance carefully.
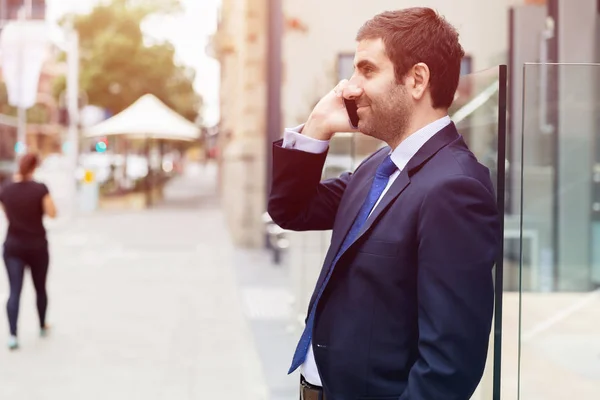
[0,162,272,400]
[5,159,599,399]
[233,248,299,400]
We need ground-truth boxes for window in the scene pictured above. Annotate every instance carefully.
[4,0,45,20]
[336,53,354,81]
[460,55,473,76]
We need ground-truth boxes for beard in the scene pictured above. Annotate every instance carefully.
[358,85,411,145]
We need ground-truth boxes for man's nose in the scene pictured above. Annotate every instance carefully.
[343,79,363,100]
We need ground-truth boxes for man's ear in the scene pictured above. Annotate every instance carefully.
[408,62,431,101]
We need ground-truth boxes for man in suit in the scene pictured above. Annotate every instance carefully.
[268,7,500,400]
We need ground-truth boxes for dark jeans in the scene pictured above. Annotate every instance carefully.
[3,243,49,336]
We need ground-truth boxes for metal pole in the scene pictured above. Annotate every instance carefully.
[145,138,152,207]
[492,64,508,400]
[547,0,560,291]
[538,18,555,136]
[66,27,80,212]
[15,6,26,160]
[25,0,32,17]
[16,105,25,156]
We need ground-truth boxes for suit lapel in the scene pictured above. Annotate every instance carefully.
[310,124,460,313]
[403,122,460,173]
[324,174,374,266]
[319,148,389,276]
[346,123,461,250]
[357,170,410,238]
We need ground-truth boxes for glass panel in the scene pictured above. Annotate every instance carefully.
[449,66,512,400]
[519,63,600,399]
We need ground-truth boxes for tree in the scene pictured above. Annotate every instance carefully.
[54,0,201,122]
[0,83,50,124]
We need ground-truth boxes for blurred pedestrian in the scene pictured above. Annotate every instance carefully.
[0,153,57,350]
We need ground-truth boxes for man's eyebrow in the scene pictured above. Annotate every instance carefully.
[354,60,378,70]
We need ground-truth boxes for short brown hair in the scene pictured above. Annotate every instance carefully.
[356,7,465,109]
[19,153,39,176]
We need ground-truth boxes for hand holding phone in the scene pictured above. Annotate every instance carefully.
[343,98,360,129]
[303,80,362,140]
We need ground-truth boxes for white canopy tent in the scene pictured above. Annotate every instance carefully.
[84,94,200,141]
[84,94,200,207]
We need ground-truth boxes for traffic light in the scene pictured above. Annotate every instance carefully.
[14,141,26,154]
[95,137,108,153]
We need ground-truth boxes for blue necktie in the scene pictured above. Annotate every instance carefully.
[288,154,398,374]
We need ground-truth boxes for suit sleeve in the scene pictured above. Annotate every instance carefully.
[400,175,500,400]
[267,138,351,231]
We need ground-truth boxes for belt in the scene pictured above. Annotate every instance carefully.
[300,375,326,400]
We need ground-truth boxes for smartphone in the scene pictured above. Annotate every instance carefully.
[343,98,360,129]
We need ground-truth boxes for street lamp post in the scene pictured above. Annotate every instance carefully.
[15,5,28,156]
[65,25,79,211]
[0,13,81,214]
[52,25,81,216]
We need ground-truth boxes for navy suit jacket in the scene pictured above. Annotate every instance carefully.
[268,123,500,400]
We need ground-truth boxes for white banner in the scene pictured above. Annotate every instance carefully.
[0,21,50,109]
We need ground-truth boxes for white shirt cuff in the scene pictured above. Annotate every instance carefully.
[282,124,329,154]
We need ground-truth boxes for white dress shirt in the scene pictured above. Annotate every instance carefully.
[281,115,452,386]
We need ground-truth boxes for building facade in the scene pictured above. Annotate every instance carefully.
[210,0,269,247]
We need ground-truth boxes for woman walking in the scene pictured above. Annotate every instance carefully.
[0,153,57,350]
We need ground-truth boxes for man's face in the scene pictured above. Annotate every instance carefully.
[349,38,411,144]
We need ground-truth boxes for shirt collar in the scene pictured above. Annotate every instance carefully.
[389,116,452,171]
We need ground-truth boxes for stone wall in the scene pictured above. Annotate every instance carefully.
[214,0,268,247]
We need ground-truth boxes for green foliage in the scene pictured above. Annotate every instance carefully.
[0,83,50,124]
[55,0,201,122]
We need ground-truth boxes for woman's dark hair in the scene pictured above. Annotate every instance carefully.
[18,153,39,176]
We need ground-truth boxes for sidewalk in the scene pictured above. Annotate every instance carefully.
[233,247,299,400]
[0,162,269,400]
